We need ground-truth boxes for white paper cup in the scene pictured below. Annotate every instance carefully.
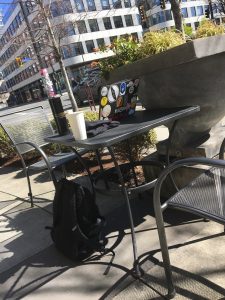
[66,111,87,140]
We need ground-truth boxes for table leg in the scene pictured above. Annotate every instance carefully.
[127,141,138,187]
[95,149,109,189]
[108,146,141,277]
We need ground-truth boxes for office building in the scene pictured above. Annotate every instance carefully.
[0,0,142,103]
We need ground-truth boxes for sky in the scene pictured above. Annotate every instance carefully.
[0,0,13,16]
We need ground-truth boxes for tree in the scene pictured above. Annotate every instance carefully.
[3,0,83,111]
[169,0,183,33]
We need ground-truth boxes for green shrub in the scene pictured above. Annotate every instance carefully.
[84,111,99,121]
[195,20,224,38]
[114,130,157,162]
[98,31,184,76]
[98,36,140,77]
[83,109,157,162]
[138,31,184,59]
[0,126,15,159]
[183,24,193,38]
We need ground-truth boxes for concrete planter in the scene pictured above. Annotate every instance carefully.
[106,34,225,154]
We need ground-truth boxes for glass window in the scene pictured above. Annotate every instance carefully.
[62,45,71,58]
[181,7,188,18]
[87,0,96,10]
[194,21,199,29]
[50,1,59,17]
[124,0,131,7]
[151,13,157,25]
[113,16,123,28]
[97,38,105,47]
[86,40,95,53]
[131,33,138,42]
[112,0,122,8]
[77,20,87,33]
[103,17,112,30]
[101,0,110,9]
[66,23,76,36]
[190,7,196,16]
[74,0,85,12]
[88,19,99,32]
[63,0,73,14]
[165,9,172,21]
[125,15,133,26]
[159,11,165,22]
[196,6,203,16]
[110,36,117,43]
[73,42,84,55]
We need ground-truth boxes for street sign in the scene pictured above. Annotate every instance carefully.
[22,57,32,63]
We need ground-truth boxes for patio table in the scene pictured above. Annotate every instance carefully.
[45,106,200,277]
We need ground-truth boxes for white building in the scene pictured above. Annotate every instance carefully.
[145,0,210,32]
[0,0,143,104]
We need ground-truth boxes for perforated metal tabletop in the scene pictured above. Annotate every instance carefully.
[45,106,200,149]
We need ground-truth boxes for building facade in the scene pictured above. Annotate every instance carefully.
[0,0,143,104]
[144,0,211,32]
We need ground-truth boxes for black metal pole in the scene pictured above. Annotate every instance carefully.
[209,0,214,19]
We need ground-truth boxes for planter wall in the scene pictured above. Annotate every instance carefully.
[105,34,225,150]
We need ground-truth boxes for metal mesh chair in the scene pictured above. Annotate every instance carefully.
[153,141,225,299]
[0,106,86,207]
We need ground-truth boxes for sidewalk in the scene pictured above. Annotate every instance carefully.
[1,147,225,299]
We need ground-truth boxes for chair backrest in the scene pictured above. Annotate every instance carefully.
[0,106,55,154]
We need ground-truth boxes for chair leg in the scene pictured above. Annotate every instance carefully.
[61,164,67,178]
[154,203,176,298]
[25,168,34,207]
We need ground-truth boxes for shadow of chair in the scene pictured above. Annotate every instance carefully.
[0,105,86,207]
[153,141,225,299]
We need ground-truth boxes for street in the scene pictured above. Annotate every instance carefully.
[0,93,94,117]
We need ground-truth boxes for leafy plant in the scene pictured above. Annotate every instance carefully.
[138,31,184,59]
[114,130,157,162]
[98,36,140,78]
[84,111,99,121]
[0,126,15,159]
[183,24,193,38]
[195,20,225,38]
[98,31,184,77]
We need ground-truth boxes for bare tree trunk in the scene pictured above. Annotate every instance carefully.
[36,0,79,112]
[169,0,183,32]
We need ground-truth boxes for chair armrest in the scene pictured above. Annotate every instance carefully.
[153,157,225,210]
[15,141,56,184]
[219,137,225,159]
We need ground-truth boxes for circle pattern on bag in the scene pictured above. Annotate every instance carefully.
[101,96,108,107]
[102,104,111,118]
[108,85,119,103]
[120,82,126,95]
[100,86,108,97]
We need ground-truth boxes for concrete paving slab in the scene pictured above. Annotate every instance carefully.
[112,221,225,299]
[1,163,225,299]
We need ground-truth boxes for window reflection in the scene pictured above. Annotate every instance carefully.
[74,0,85,12]
[101,0,110,9]
[87,0,96,11]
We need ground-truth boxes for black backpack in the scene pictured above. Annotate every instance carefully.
[50,178,107,261]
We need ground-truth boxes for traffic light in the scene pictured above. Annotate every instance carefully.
[160,0,166,9]
[205,8,210,18]
[15,57,23,67]
[138,5,146,22]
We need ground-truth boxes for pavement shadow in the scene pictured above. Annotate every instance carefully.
[99,233,225,300]
[0,177,208,300]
